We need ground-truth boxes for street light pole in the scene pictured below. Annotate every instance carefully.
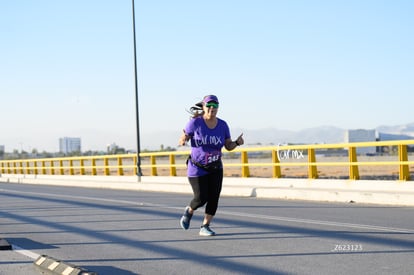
[132,0,143,180]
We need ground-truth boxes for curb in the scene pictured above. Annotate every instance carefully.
[0,238,12,250]
[33,255,97,275]
[2,174,414,206]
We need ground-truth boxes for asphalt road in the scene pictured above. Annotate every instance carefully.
[1,181,414,275]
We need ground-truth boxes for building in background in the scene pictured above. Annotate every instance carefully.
[345,129,377,155]
[59,137,81,154]
[0,145,4,158]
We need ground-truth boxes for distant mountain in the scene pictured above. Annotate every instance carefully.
[141,122,414,150]
[241,123,414,145]
[376,122,414,141]
[239,126,346,145]
[378,132,414,141]
[141,126,346,150]
[376,122,414,137]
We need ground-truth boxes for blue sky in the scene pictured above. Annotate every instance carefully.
[1,1,413,152]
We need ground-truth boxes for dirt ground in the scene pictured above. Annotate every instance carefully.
[141,155,414,181]
[143,163,414,181]
[9,155,413,181]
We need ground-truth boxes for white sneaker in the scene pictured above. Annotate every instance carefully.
[199,224,216,236]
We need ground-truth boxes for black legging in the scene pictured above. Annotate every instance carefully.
[188,169,223,216]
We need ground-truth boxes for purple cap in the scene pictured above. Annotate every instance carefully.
[202,95,219,104]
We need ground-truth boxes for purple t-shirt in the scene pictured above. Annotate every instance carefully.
[185,116,231,177]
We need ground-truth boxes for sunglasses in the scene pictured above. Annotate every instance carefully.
[205,102,219,109]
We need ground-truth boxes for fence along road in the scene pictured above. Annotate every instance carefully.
[1,182,414,275]
[0,140,414,205]
[2,139,414,180]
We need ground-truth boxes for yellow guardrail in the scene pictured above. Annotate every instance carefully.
[1,140,414,180]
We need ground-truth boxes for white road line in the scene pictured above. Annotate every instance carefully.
[12,244,40,260]
[220,210,414,234]
[2,188,414,234]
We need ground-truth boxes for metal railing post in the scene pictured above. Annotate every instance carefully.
[41,161,46,175]
[50,160,55,175]
[33,161,38,175]
[26,161,30,174]
[348,147,359,180]
[133,156,138,176]
[104,158,110,176]
[117,157,124,176]
[272,150,281,178]
[92,158,97,176]
[80,159,85,175]
[150,156,157,176]
[169,154,176,176]
[308,148,318,179]
[19,161,24,174]
[241,151,250,178]
[69,160,74,175]
[59,160,64,175]
[398,144,410,181]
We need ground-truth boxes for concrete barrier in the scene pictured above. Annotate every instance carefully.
[34,255,97,275]
[1,174,414,206]
[0,238,12,250]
